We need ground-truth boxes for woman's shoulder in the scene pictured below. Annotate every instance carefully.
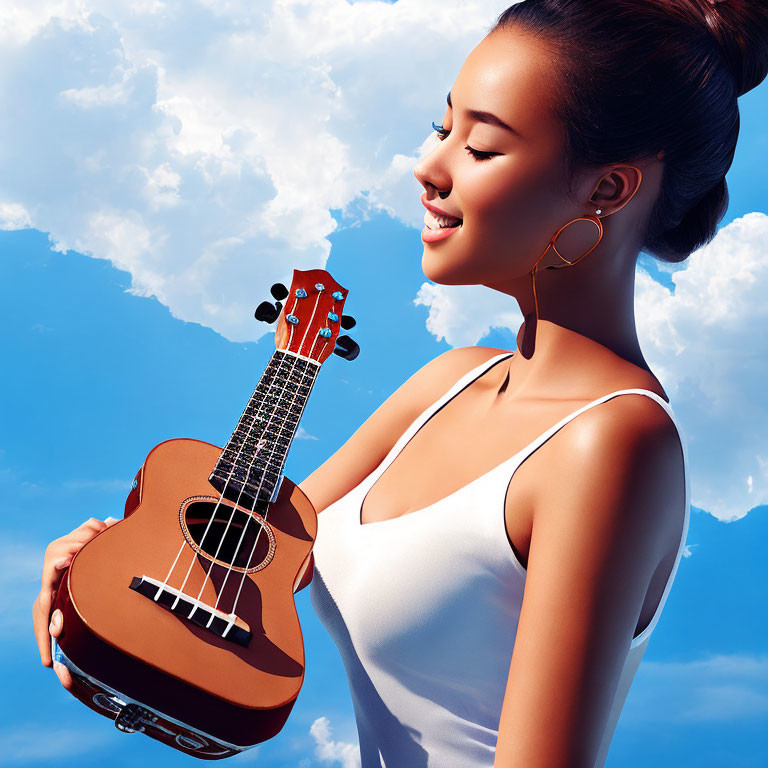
[360,345,511,455]
[533,375,687,566]
[423,345,512,384]
[403,345,511,406]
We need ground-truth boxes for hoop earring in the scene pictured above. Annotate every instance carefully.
[525,165,643,353]
[528,212,604,338]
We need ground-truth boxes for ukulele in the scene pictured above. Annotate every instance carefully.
[50,268,358,760]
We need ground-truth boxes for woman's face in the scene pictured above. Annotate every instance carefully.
[414,27,586,291]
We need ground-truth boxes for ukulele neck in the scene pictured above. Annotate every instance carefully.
[209,349,320,505]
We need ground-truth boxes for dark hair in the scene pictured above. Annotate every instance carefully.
[490,0,768,263]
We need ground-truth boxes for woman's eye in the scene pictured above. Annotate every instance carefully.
[431,121,499,162]
[464,146,498,162]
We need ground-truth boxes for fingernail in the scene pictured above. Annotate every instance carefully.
[105,516,118,523]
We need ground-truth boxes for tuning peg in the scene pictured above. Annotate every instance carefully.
[254,300,282,324]
[340,314,356,330]
[333,335,360,361]
[270,282,289,301]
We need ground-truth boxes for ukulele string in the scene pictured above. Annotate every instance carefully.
[183,294,310,617]
[155,370,274,604]
[216,299,336,613]
[214,290,330,619]
[158,312,298,609]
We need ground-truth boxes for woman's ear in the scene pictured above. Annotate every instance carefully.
[588,165,643,216]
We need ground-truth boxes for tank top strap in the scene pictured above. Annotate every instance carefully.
[359,351,514,494]
[488,386,690,528]
[486,386,691,649]
[505,386,687,469]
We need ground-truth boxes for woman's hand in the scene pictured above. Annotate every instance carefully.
[31,516,120,689]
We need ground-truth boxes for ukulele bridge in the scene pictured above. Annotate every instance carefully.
[129,575,252,648]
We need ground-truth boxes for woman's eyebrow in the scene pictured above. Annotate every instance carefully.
[446,91,522,138]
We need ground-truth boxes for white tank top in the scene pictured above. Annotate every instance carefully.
[310,352,691,768]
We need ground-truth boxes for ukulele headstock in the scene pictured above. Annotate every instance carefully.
[256,268,358,362]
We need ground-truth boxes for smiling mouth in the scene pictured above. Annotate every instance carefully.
[423,209,463,230]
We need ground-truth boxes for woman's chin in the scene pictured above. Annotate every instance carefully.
[420,250,474,285]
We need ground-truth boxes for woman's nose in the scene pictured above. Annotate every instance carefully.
[414,150,452,199]
[416,177,451,202]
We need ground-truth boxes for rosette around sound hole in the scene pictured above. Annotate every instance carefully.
[179,496,276,573]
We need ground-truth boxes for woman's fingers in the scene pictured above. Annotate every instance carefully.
[53,660,73,690]
[49,609,63,639]
[40,555,71,595]
[79,517,107,531]
[34,517,120,675]
[49,610,72,688]
[32,595,53,666]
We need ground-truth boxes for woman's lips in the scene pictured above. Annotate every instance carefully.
[420,192,462,220]
[422,225,461,243]
[421,214,462,243]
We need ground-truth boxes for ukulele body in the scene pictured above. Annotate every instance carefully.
[53,436,317,759]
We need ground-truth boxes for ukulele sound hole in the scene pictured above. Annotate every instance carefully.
[180,497,276,573]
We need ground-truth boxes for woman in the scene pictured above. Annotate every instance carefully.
[33,1,768,766]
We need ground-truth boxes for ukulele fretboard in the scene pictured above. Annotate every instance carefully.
[209,350,320,504]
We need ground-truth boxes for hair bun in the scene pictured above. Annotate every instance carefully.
[697,0,768,96]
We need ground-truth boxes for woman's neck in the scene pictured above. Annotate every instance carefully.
[493,318,653,405]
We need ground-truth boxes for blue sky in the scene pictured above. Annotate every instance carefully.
[2,2,768,767]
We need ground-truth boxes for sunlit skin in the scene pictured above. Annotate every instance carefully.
[414,26,666,385]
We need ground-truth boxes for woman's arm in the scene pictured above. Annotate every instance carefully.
[493,394,685,768]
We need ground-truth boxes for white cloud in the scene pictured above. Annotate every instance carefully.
[414,280,523,348]
[634,213,768,521]
[681,544,697,558]
[296,426,320,441]
[624,653,768,724]
[0,0,512,341]
[310,716,361,768]
[0,201,31,229]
